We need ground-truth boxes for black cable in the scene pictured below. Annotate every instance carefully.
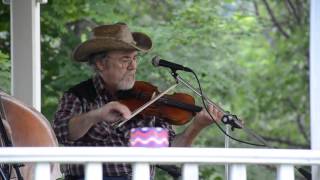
[189,70,311,179]
[190,70,266,147]
[156,165,181,179]
[0,167,8,180]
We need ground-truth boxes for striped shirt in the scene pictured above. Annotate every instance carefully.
[53,74,175,178]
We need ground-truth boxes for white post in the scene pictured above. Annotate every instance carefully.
[34,163,51,180]
[182,164,199,180]
[85,163,103,180]
[310,0,320,180]
[133,163,150,180]
[10,0,46,111]
[225,126,230,180]
[229,164,246,180]
[277,165,294,180]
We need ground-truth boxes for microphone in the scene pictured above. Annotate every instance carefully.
[152,56,192,72]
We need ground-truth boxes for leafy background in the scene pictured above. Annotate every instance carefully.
[0,0,309,179]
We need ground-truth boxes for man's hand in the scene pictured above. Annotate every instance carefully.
[95,101,131,123]
[68,101,131,141]
[172,104,224,147]
[193,104,224,129]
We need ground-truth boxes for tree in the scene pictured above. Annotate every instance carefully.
[0,0,310,179]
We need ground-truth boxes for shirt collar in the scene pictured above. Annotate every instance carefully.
[92,74,109,96]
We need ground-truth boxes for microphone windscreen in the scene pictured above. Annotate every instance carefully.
[152,56,160,67]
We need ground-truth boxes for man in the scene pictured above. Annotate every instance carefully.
[53,22,222,180]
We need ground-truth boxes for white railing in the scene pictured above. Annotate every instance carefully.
[0,147,319,180]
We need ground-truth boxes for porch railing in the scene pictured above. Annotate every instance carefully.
[0,147,319,180]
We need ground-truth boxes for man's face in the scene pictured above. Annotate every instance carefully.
[97,50,138,91]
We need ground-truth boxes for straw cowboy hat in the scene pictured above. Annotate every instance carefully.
[72,22,153,62]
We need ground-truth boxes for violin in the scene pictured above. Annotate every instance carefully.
[117,81,202,125]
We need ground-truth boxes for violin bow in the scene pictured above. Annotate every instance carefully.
[111,83,179,128]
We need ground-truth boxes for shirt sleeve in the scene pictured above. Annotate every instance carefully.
[53,92,114,146]
[53,92,84,146]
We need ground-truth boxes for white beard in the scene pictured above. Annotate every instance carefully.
[117,73,135,90]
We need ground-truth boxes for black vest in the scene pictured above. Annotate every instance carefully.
[67,79,97,105]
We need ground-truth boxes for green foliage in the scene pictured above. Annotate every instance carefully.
[0,0,310,179]
[0,50,10,93]
[0,3,10,93]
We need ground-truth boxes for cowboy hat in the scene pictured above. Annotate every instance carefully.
[72,22,153,62]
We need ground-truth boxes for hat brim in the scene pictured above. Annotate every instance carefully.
[73,32,152,62]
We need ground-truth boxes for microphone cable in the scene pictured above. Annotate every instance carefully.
[189,69,266,147]
[152,57,311,179]
[189,69,312,179]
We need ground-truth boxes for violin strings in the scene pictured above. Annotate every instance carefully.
[114,84,178,128]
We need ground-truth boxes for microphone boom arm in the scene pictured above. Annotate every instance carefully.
[169,70,311,180]
[171,72,274,147]
[172,73,243,128]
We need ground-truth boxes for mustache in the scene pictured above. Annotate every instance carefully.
[124,71,135,77]
[120,71,135,81]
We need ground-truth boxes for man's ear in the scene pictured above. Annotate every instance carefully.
[96,60,105,71]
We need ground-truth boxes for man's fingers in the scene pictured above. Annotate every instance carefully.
[109,102,132,119]
[207,104,223,122]
[206,104,216,121]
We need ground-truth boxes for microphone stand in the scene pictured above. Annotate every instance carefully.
[225,125,230,180]
[170,71,269,180]
[170,71,271,145]
[170,71,236,180]
[169,70,311,180]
